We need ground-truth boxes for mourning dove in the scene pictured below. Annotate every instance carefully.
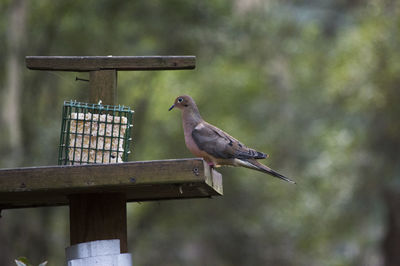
[169,95,295,183]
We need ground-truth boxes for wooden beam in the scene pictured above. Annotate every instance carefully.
[0,158,223,209]
[77,60,124,252]
[89,70,117,104]
[69,193,128,253]
[25,56,196,72]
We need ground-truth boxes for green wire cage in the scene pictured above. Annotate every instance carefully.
[58,100,134,165]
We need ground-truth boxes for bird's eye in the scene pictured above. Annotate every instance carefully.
[178,98,183,103]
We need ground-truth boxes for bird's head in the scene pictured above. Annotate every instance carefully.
[168,95,196,111]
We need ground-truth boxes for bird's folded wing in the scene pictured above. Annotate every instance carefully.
[191,122,267,160]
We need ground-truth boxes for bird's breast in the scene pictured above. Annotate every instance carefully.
[183,128,203,156]
[182,127,211,163]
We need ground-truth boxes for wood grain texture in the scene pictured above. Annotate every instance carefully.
[89,70,117,104]
[75,61,124,250]
[0,158,223,209]
[26,56,196,71]
[69,193,128,253]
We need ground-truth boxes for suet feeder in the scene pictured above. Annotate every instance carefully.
[58,100,134,165]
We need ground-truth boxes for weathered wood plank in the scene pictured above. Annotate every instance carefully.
[89,70,117,104]
[0,159,207,191]
[76,64,123,250]
[26,56,196,71]
[0,158,223,209]
[69,193,128,253]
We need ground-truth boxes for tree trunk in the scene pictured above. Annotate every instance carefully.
[1,0,27,167]
[383,189,400,266]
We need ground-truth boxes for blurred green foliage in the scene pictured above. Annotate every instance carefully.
[1,0,399,265]
[15,257,47,266]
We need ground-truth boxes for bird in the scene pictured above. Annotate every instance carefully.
[169,95,295,184]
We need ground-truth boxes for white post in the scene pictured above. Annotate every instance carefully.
[66,239,132,266]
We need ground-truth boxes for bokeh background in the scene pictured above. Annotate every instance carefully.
[1,0,400,265]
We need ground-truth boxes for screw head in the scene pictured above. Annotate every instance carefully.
[193,168,199,176]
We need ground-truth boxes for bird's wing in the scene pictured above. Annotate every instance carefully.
[191,122,267,160]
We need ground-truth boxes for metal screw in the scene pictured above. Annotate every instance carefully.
[193,167,199,176]
[75,77,89,82]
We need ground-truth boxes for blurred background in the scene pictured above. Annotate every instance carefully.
[1,0,399,265]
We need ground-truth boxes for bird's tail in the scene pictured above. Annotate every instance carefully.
[236,159,296,184]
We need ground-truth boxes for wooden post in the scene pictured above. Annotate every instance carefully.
[89,70,117,104]
[69,68,128,253]
[69,194,127,253]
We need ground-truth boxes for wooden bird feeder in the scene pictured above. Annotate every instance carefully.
[0,56,223,265]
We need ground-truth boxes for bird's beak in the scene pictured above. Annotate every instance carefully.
[168,104,175,111]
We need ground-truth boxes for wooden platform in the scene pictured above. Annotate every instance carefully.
[26,56,196,72]
[0,158,222,209]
